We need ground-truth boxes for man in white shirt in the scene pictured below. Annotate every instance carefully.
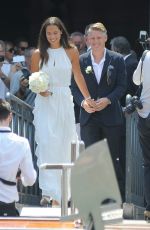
[133,50,150,219]
[0,99,37,216]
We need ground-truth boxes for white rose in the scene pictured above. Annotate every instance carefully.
[85,66,92,74]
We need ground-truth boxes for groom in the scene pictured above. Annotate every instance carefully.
[71,22,127,200]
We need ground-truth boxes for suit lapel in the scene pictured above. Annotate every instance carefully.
[84,52,98,85]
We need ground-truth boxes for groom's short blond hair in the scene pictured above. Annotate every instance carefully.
[88,22,107,35]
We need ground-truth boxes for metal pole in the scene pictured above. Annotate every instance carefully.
[61,166,68,216]
[79,141,85,154]
[71,141,77,162]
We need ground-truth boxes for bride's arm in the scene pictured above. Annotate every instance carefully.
[31,49,40,73]
[69,47,96,107]
[31,49,50,97]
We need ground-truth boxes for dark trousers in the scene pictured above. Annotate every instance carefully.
[0,201,19,216]
[81,117,125,201]
[138,116,150,211]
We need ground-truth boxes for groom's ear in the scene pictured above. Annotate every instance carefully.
[104,34,108,43]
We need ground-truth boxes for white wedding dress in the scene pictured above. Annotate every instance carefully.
[33,47,78,203]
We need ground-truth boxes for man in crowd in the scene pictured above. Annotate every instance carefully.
[110,36,138,188]
[15,37,29,56]
[70,31,87,55]
[110,36,138,107]
[0,99,37,216]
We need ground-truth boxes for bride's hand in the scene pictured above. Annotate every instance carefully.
[40,90,53,97]
[85,98,97,108]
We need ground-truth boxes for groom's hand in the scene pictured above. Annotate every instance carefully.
[95,97,111,111]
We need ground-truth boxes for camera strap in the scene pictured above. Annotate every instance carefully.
[140,50,149,82]
[0,178,16,186]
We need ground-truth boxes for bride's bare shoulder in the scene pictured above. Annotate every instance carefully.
[65,46,79,62]
[32,49,40,58]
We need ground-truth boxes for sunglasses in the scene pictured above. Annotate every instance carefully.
[6,48,15,53]
[19,47,28,51]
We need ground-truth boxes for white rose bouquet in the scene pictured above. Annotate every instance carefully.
[29,71,49,93]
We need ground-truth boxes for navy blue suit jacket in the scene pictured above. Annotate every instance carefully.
[71,49,127,126]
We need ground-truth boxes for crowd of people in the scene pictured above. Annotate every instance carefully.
[0,39,36,106]
[1,16,150,219]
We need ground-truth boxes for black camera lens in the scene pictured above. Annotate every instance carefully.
[132,96,143,110]
[0,55,4,62]
[124,95,143,115]
[133,100,143,109]
[124,103,136,114]
[21,68,30,80]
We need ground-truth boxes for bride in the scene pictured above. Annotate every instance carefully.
[31,16,96,206]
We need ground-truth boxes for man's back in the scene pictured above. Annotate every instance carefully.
[0,99,36,216]
[0,128,36,204]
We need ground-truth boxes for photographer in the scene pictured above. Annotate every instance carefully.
[0,99,36,216]
[133,50,150,219]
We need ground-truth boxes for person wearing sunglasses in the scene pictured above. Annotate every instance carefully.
[5,41,15,63]
[15,37,29,56]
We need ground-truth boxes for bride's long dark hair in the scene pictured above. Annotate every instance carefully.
[38,16,72,68]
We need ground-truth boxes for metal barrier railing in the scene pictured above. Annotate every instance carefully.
[6,92,41,205]
[40,141,85,216]
[125,109,144,208]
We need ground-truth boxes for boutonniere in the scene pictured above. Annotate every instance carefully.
[85,66,93,74]
[107,64,114,85]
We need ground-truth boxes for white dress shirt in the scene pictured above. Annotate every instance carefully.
[133,51,150,118]
[91,48,106,84]
[0,127,37,203]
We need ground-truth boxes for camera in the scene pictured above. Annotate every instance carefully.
[21,68,30,80]
[0,55,4,63]
[13,55,30,80]
[124,96,143,114]
[139,30,150,50]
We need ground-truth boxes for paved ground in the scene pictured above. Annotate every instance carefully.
[0,218,150,229]
[12,205,150,229]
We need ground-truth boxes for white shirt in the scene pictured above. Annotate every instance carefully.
[124,53,132,60]
[91,48,106,84]
[0,127,37,203]
[133,51,150,118]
